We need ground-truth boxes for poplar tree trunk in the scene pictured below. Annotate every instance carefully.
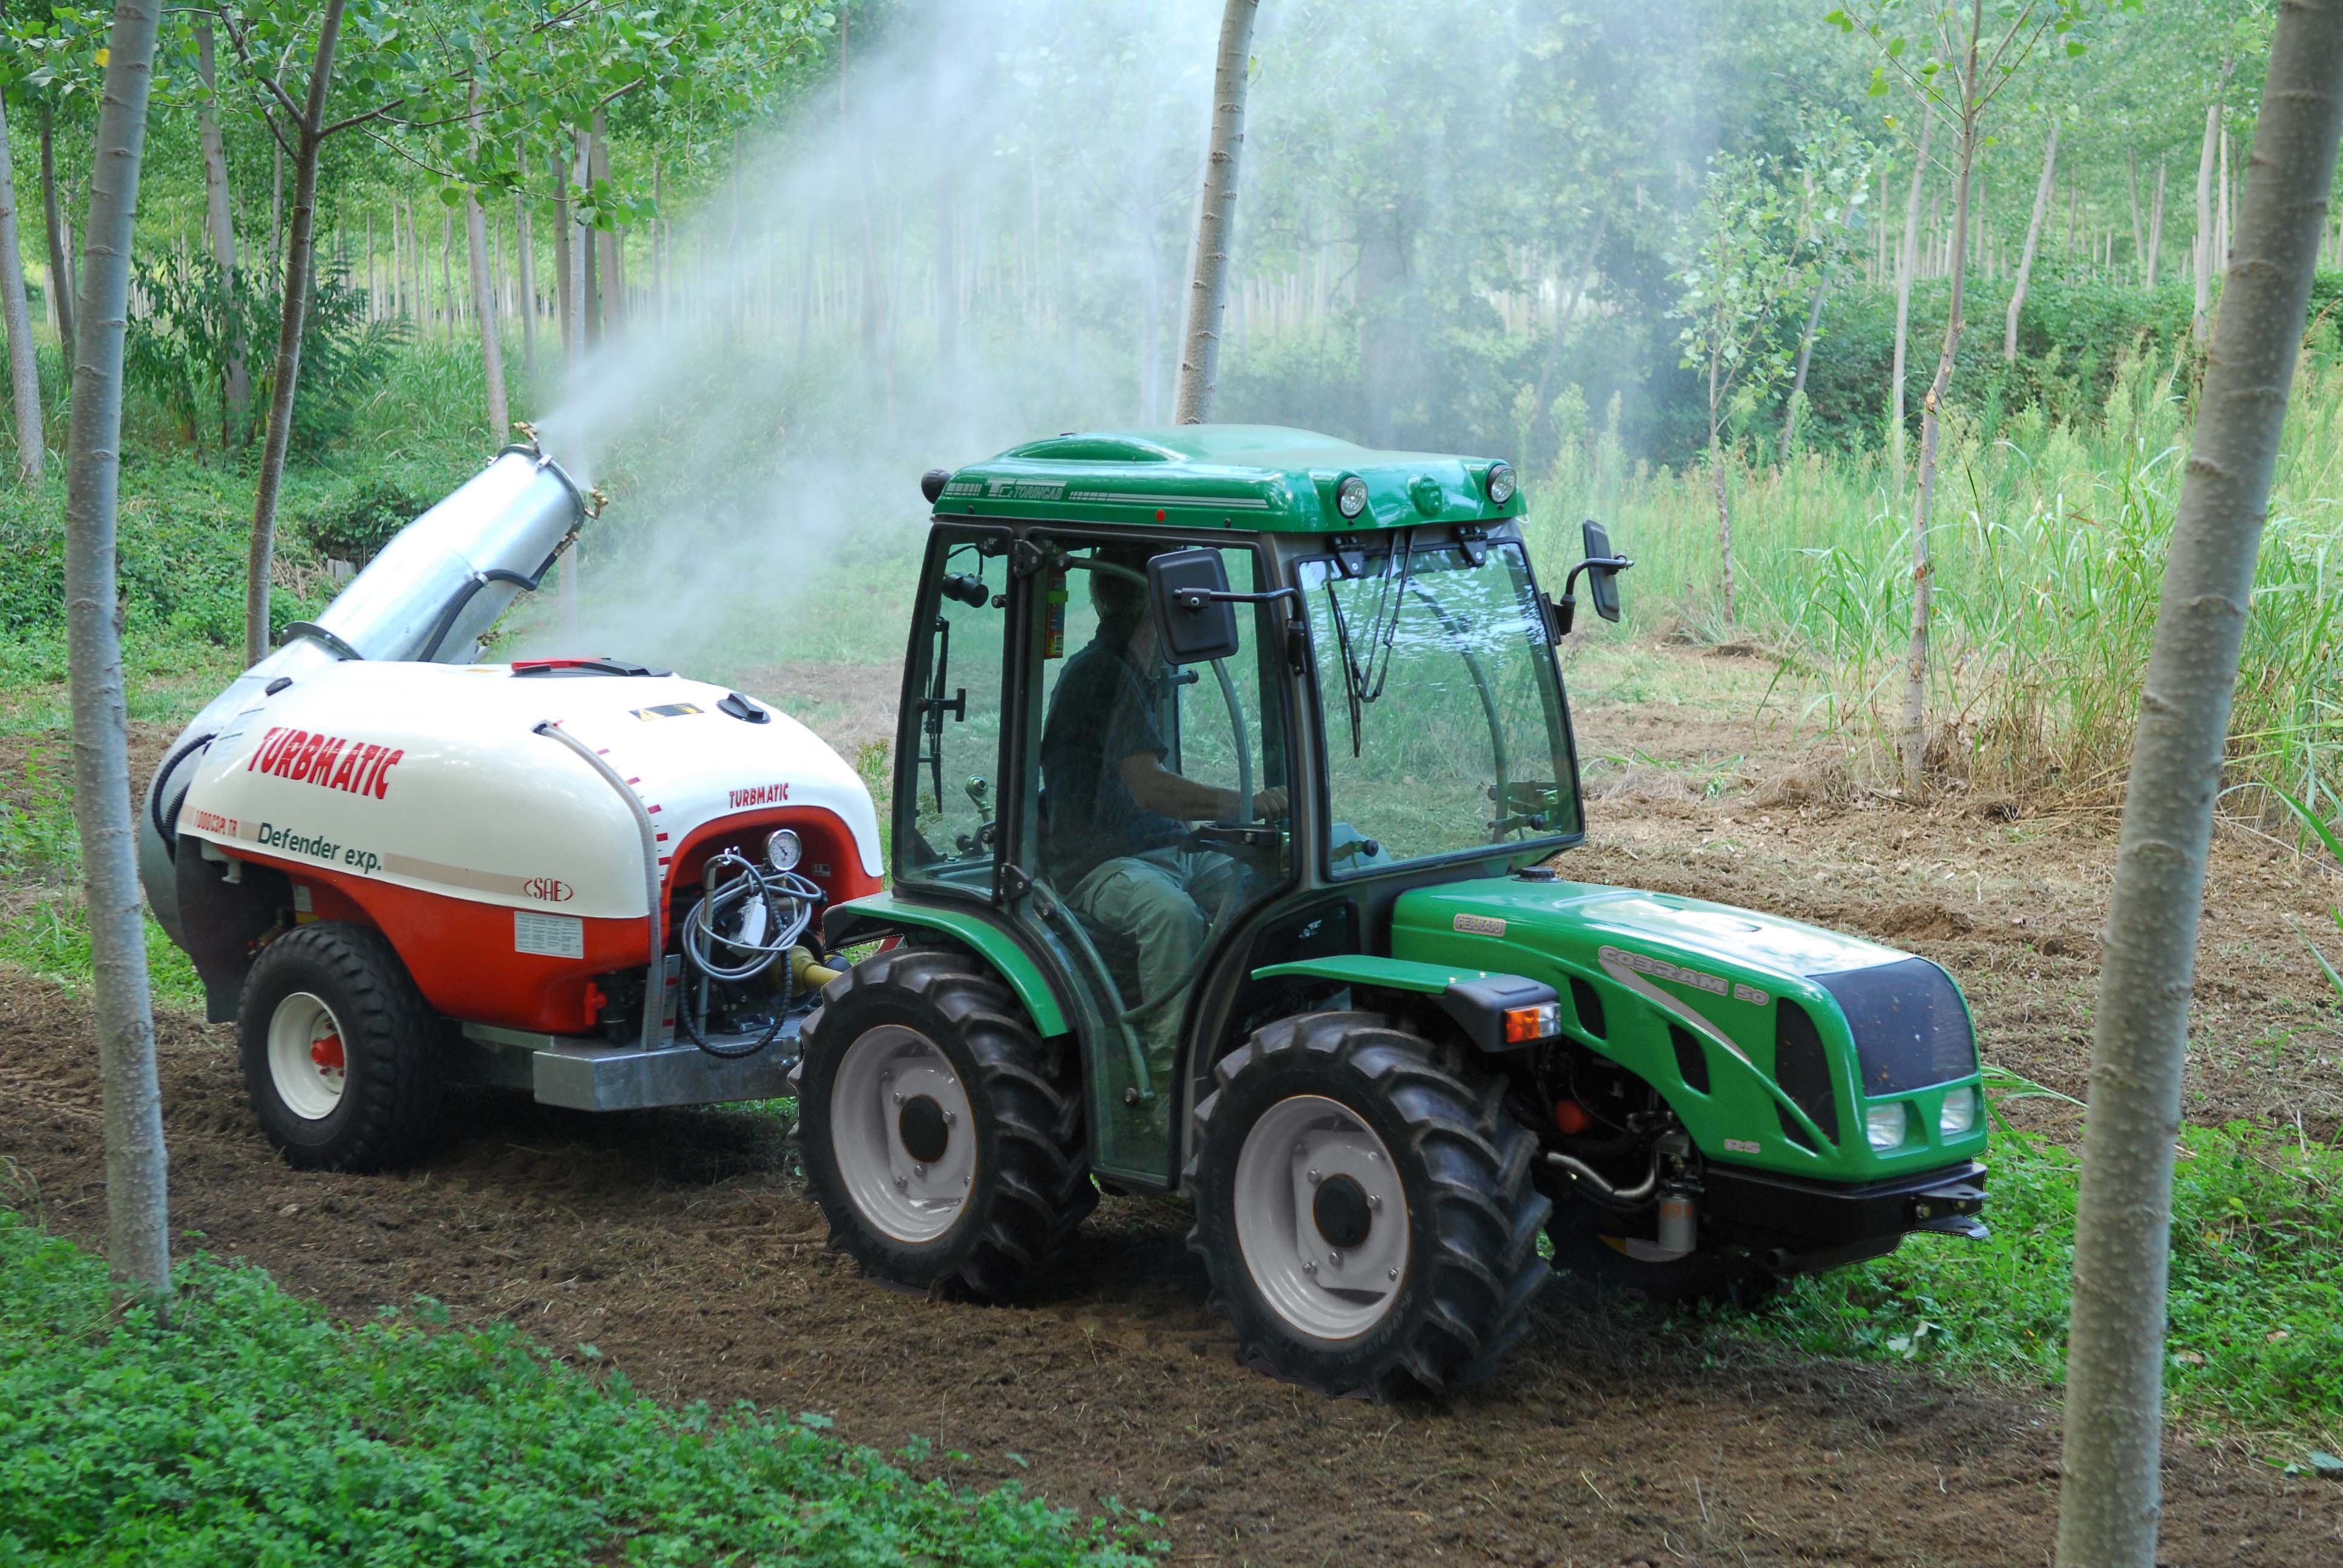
[2194,101,2221,341]
[39,105,74,365]
[464,152,508,437]
[2007,122,2057,361]
[514,139,537,377]
[64,0,169,1311]
[1902,7,1983,797]
[2148,157,2166,287]
[270,140,283,270]
[1890,103,1933,486]
[591,110,623,338]
[1780,280,1827,460]
[243,0,346,670]
[0,98,47,481]
[567,129,589,364]
[194,22,250,445]
[437,208,454,333]
[2126,148,2144,281]
[1174,0,1260,424]
[2055,9,2343,1564]
[551,145,573,358]
[1708,348,1734,627]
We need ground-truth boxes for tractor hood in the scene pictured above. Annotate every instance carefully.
[1388,876,1985,1180]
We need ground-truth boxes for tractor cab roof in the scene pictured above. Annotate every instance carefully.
[934,425,1524,534]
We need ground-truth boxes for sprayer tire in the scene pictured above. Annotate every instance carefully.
[1542,1197,1781,1310]
[798,946,1094,1302]
[238,920,443,1173]
[1184,1012,1552,1400]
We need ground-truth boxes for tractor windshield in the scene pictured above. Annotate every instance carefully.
[1299,538,1579,872]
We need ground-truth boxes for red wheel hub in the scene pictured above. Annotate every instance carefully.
[310,1032,346,1074]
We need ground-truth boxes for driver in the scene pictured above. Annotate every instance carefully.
[1041,545,1284,1114]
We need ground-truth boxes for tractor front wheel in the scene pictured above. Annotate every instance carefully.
[1185,1012,1550,1399]
[238,921,442,1172]
[798,947,1095,1301]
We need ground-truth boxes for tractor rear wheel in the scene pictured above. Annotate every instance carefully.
[238,921,442,1172]
[1542,1197,1781,1310]
[1185,1012,1550,1399]
[798,947,1095,1301]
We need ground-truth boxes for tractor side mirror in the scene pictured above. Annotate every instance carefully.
[1581,520,1624,623]
[1147,548,1243,664]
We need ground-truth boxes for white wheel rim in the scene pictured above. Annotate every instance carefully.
[1233,1094,1409,1341]
[267,990,349,1120]
[830,1024,978,1244]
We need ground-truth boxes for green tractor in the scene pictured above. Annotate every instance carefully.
[797,425,1987,1399]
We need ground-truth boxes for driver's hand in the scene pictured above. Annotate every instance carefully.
[1252,786,1289,818]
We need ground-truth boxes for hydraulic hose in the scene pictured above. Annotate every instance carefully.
[1543,1148,1661,1212]
[148,731,217,855]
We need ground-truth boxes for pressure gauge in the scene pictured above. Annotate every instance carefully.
[764,829,802,872]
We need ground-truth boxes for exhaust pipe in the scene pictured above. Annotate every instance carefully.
[138,441,591,946]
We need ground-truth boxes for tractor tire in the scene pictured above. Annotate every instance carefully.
[798,947,1095,1301]
[1542,1197,1781,1310]
[1184,1012,1551,1399]
[238,920,443,1172]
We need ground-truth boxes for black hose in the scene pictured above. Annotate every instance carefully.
[148,732,216,855]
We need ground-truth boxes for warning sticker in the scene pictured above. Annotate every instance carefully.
[514,910,585,958]
[631,702,703,721]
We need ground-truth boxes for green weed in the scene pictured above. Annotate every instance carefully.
[1749,1122,2343,1451]
[0,1212,1163,1566]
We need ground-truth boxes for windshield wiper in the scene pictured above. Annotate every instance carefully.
[1323,529,1420,757]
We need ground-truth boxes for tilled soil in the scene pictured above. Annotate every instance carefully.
[4,645,2340,1564]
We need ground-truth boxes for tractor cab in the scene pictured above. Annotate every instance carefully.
[845,427,1604,1184]
[804,426,1987,1400]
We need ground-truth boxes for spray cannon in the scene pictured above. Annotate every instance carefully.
[140,436,592,945]
[140,439,883,1169]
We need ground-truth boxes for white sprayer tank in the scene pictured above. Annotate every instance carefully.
[175,659,882,1037]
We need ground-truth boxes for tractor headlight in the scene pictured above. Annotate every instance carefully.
[764,829,802,871]
[1865,1103,1909,1152]
[1485,463,1517,505]
[1335,474,1369,519]
[1939,1089,1978,1137]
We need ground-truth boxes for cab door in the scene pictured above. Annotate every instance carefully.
[1007,531,1294,1184]
[893,526,1013,900]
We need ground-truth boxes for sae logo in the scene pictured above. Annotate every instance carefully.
[522,877,574,903]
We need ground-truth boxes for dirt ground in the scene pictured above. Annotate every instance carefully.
[3,643,2340,1566]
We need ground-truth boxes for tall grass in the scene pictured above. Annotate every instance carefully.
[1531,351,2343,808]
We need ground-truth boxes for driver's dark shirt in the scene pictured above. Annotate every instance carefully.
[1041,628,1186,885]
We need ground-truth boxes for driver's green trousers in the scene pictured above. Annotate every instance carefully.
[1067,846,1247,1140]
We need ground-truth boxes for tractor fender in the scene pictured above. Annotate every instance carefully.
[825,892,1071,1038]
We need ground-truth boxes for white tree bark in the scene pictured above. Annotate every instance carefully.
[2148,156,2166,287]
[2006,122,2057,361]
[1890,103,1934,487]
[242,0,347,669]
[64,0,169,1309]
[1901,23,1984,797]
[2055,8,2343,1565]
[1174,0,1260,424]
[0,97,47,481]
[464,84,507,440]
[514,137,536,377]
[465,189,507,439]
[2193,100,2221,341]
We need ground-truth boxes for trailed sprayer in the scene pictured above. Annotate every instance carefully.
[148,426,1988,1399]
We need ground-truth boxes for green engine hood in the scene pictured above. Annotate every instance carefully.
[1389,877,1987,1180]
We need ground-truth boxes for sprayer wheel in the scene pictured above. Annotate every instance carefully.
[1184,1012,1552,1400]
[238,920,443,1172]
[1541,1197,1781,1310]
[797,946,1094,1302]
